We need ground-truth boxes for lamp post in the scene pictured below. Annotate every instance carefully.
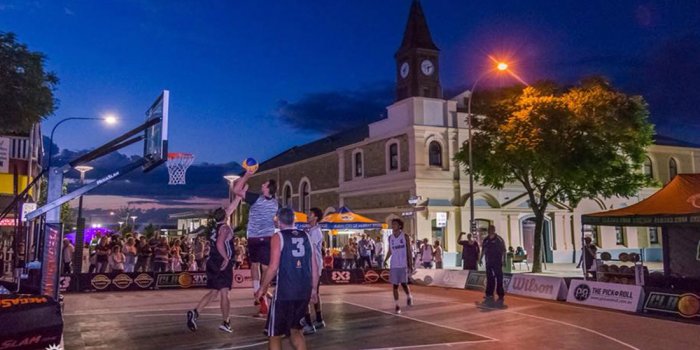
[72,165,93,273]
[131,215,138,231]
[47,115,117,170]
[465,62,509,236]
[408,196,422,243]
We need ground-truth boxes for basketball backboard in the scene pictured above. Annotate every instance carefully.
[143,90,169,172]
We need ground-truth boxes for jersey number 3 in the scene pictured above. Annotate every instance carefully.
[291,237,305,257]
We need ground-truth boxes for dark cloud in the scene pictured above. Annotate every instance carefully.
[48,145,241,198]
[274,82,394,133]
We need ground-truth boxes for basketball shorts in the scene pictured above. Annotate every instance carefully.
[389,267,408,285]
[206,257,233,290]
[248,237,271,265]
[266,299,310,337]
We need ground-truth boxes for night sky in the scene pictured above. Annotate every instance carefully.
[2,0,698,164]
[2,1,700,222]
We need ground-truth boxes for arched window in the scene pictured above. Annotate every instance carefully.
[428,141,442,167]
[643,157,653,179]
[283,184,292,207]
[389,143,399,170]
[299,181,310,213]
[353,151,363,178]
[669,158,678,180]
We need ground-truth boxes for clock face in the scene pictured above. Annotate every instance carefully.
[400,62,410,78]
[421,59,434,75]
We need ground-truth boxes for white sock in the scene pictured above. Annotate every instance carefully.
[253,280,260,291]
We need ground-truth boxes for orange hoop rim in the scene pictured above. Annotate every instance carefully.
[167,152,194,159]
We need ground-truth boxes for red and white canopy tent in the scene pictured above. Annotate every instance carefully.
[581,174,700,284]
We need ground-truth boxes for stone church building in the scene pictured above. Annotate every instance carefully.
[237,1,700,267]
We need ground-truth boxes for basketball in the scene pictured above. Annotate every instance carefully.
[678,294,700,317]
[242,157,259,173]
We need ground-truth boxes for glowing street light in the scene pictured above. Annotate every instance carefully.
[464,59,513,235]
[47,114,119,170]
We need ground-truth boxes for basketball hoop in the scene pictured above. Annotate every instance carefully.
[166,153,194,185]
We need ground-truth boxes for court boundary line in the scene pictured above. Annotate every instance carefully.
[341,301,498,342]
[474,304,641,350]
[133,312,265,321]
[63,305,239,317]
[362,339,497,350]
[369,286,642,350]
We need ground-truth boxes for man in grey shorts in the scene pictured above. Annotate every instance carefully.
[233,169,279,315]
[383,218,414,314]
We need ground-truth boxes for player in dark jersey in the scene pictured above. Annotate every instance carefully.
[186,195,242,333]
[255,207,319,350]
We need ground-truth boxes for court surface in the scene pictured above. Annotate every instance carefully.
[62,284,699,350]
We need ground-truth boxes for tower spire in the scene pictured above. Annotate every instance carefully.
[396,0,439,55]
[394,0,442,101]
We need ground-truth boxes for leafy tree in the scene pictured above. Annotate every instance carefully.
[455,78,653,272]
[143,223,156,238]
[0,32,58,133]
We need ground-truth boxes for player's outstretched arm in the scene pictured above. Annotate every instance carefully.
[224,184,246,218]
[232,170,254,198]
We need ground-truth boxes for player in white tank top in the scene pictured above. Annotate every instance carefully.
[383,219,414,314]
[389,232,408,268]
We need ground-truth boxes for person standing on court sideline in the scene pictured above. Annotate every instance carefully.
[233,169,279,316]
[255,207,319,350]
[458,232,480,270]
[301,207,326,334]
[479,225,506,307]
[383,218,414,314]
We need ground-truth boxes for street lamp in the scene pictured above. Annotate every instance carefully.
[72,164,93,273]
[131,215,138,229]
[465,60,511,236]
[408,196,422,243]
[47,115,118,170]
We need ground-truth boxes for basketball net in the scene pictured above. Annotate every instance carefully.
[166,153,194,185]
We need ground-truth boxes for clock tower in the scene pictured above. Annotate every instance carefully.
[395,0,442,102]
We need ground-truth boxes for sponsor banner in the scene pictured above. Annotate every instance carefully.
[155,272,207,289]
[320,269,364,285]
[464,270,512,291]
[567,280,644,312]
[409,269,469,289]
[507,274,568,301]
[433,270,469,289]
[75,272,157,292]
[0,294,63,350]
[233,269,253,288]
[643,290,700,320]
[361,269,391,284]
[410,269,436,286]
[59,276,75,293]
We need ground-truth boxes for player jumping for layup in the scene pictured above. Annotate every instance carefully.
[233,169,279,316]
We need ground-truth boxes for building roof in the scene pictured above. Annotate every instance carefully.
[582,173,700,226]
[258,125,369,172]
[653,134,700,148]
[396,0,439,54]
[168,210,211,220]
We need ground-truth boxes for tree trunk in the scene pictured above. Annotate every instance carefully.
[531,211,546,273]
